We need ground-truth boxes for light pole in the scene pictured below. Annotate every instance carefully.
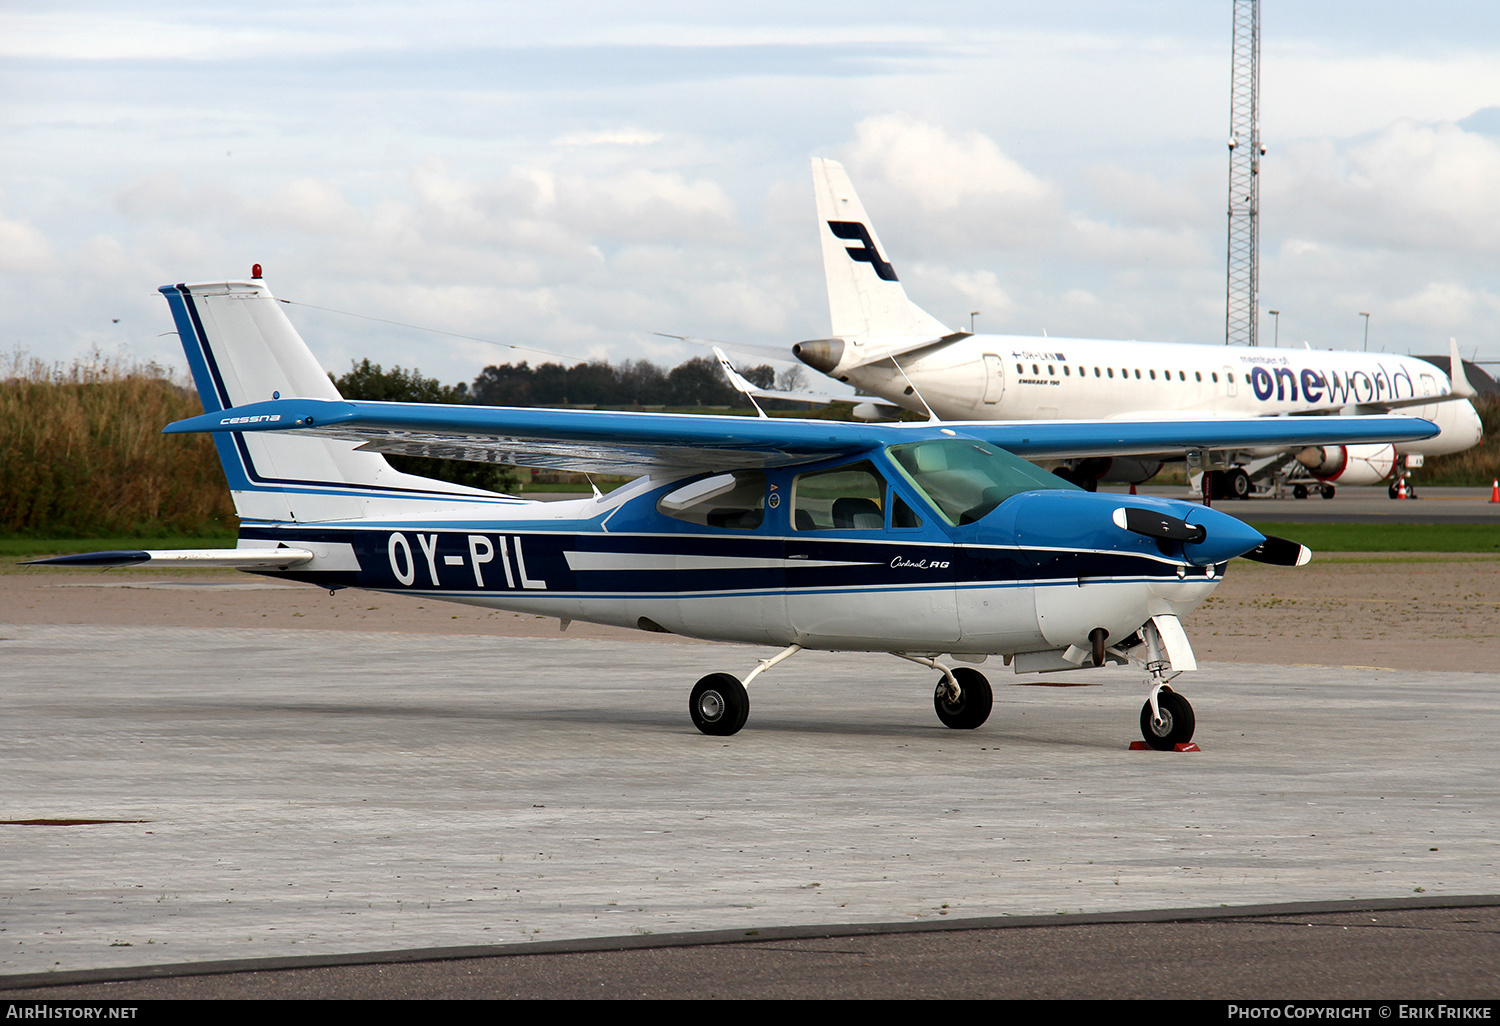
[1268,309,1279,347]
[1360,312,1370,352]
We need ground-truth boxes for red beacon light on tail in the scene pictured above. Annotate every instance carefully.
[251,264,263,279]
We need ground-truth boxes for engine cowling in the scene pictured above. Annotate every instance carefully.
[1295,443,1396,485]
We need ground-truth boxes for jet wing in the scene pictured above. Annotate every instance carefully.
[710,346,900,417]
[164,399,1438,475]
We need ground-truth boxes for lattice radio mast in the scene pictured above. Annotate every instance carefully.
[1225,0,1261,346]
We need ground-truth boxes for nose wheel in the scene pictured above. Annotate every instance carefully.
[1139,687,1195,750]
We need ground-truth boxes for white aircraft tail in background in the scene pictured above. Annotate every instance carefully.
[811,157,954,343]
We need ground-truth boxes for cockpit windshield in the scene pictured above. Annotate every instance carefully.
[886,438,1077,525]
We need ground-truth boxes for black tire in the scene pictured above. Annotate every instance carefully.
[690,673,749,736]
[934,667,992,730]
[1389,483,1400,499]
[1292,484,1308,500]
[1321,484,1336,499]
[1139,688,1195,750]
[1229,468,1251,499]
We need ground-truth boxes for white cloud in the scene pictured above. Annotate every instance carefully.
[847,113,1054,211]
[551,129,664,148]
[1270,118,1500,253]
[0,208,60,274]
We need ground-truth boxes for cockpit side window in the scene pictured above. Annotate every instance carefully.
[792,461,886,531]
[657,470,766,529]
[887,439,1076,526]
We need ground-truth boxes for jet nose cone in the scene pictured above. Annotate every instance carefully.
[793,338,845,374]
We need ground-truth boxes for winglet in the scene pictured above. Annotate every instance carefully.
[1449,338,1478,399]
[712,346,769,418]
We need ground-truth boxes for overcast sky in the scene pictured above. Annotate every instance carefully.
[4,1,1499,387]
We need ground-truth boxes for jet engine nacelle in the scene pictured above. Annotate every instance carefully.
[1295,443,1396,485]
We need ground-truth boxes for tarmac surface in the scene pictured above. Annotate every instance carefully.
[2,607,1499,996]
[4,489,1498,999]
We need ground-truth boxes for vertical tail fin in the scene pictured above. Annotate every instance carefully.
[162,280,503,523]
[811,158,951,340]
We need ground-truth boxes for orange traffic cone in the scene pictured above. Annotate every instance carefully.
[1490,479,1499,503]
[1129,483,1138,495]
[1397,476,1407,500]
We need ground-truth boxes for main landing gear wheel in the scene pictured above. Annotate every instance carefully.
[934,667,993,730]
[690,673,750,736]
[1139,688,1195,751]
[1229,468,1251,499]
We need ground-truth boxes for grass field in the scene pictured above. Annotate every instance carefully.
[1245,522,1500,553]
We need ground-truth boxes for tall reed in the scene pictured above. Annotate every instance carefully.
[1,354,236,536]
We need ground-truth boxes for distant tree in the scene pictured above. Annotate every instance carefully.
[665,356,737,407]
[616,359,668,406]
[334,358,469,404]
[470,362,536,407]
[743,364,776,390]
[332,360,517,494]
[775,365,807,392]
[469,362,536,407]
[564,362,620,406]
[530,362,570,405]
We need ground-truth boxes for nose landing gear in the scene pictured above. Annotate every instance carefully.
[1139,687,1195,750]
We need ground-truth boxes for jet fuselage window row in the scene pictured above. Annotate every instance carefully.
[1016,363,1235,385]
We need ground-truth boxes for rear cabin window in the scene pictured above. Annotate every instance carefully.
[657,470,766,529]
[792,461,885,530]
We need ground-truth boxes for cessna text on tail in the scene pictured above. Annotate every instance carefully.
[32,279,1437,743]
[787,158,1482,499]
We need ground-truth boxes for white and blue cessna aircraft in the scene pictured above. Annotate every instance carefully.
[33,279,1439,746]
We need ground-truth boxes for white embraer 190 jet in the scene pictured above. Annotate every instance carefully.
[770,159,1482,500]
[30,276,1437,745]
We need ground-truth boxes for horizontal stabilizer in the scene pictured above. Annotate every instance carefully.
[25,548,315,569]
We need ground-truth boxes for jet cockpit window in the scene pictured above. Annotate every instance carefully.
[657,470,766,529]
[792,461,885,531]
[887,439,1077,526]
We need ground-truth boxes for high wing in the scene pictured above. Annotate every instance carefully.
[165,397,1439,475]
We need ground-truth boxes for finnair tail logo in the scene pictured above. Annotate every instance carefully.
[828,221,898,281]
